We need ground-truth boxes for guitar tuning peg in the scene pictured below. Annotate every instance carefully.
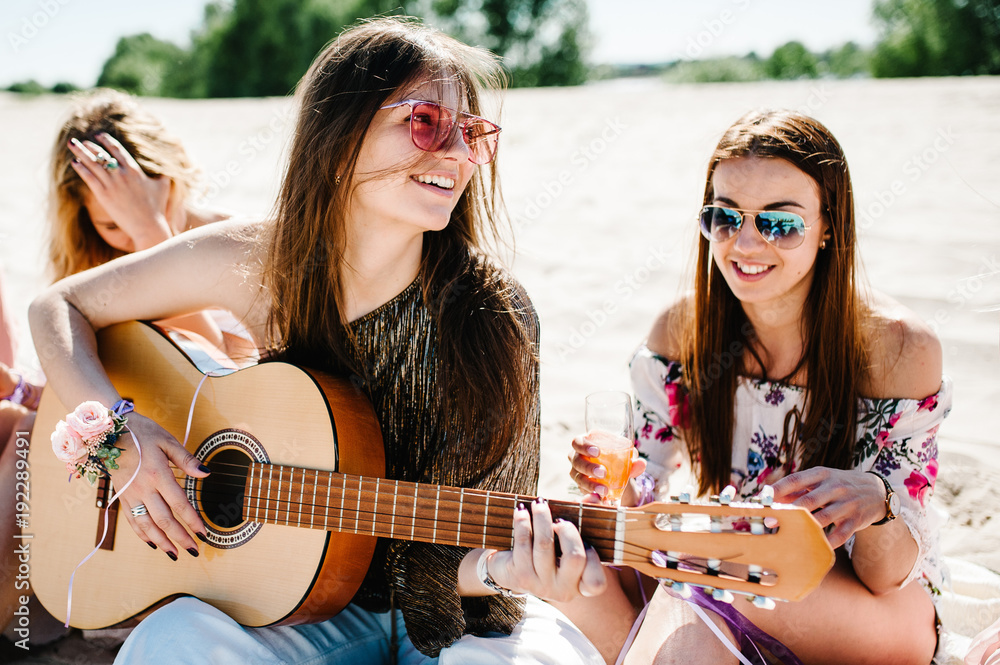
[670,581,692,599]
[749,595,776,610]
[711,588,735,604]
[678,485,693,503]
[759,485,774,506]
[720,485,736,504]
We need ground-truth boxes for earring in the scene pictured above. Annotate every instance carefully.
[820,239,827,250]
[335,175,341,185]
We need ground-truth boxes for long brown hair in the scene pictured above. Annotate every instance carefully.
[682,109,867,494]
[263,17,534,451]
[48,88,198,281]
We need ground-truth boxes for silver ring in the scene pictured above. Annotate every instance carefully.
[103,158,119,171]
[130,503,148,517]
[94,151,109,162]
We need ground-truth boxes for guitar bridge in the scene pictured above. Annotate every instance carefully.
[95,474,118,550]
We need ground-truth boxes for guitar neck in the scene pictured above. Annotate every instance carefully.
[244,462,624,561]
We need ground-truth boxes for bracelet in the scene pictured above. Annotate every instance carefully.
[2,372,28,406]
[476,549,526,598]
[634,472,656,506]
[51,400,131,485]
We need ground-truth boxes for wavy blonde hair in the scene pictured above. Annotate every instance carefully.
[48,88,199,281]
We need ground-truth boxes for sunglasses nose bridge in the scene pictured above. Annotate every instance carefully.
[734,211,771,248]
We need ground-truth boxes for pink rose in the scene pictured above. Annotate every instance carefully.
[51,421,88,465]
[66,401,113,441]
[875,430,891,450]
[663,384,691,428]
[917,395,938,412]
[904,470,934,507]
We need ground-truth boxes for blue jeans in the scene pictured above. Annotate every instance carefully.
[114,596,604,665]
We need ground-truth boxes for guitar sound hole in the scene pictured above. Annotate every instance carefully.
[200,448,249,530]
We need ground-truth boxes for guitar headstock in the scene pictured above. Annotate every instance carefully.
[618,495,834,604]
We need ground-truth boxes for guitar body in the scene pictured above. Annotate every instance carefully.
[28,322,385,629]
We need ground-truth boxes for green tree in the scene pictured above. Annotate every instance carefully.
[871,0,1000,76]
[96,33,189,96]
[765,41,818,79]
[824,42,871,78]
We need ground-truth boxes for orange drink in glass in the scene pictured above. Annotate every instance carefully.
[584,391,634,505]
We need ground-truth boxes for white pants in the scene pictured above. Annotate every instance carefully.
[114,595,604,665]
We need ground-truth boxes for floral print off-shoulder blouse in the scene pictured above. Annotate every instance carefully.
[630,345,953,596]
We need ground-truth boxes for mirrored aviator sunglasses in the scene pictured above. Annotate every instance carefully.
[698,205,813,250]
[379,99,501,165]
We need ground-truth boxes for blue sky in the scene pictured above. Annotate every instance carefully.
[1,0,879,87]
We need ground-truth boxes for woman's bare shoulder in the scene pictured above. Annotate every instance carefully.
[863,291,943,400]
[647,294,693,360]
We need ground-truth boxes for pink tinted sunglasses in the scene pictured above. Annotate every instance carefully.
[379,99,501,165]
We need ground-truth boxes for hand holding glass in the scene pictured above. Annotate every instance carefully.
[583,391,634,505]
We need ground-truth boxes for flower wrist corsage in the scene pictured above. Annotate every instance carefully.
[51,399,133,484]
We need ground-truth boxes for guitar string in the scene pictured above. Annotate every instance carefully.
[152,474,768,584]
[163,468,775,542]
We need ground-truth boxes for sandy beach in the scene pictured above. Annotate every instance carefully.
[2,76,1000,660]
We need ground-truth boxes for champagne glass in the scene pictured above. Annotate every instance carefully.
[584,391,634,505]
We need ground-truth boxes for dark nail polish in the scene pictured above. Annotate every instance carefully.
[517,502,527,511]
[198,463,211,474]
[196,532,209,544]
[534,497,547,505]
[554,518,564,524]
[146,541,157,550]
[187,548,199,558]
[166,551,178,561]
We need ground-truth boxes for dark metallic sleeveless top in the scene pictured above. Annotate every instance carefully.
[344,270,540,657]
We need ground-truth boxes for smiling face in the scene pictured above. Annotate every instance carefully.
[348,78,477,237]
[709,156,828,312]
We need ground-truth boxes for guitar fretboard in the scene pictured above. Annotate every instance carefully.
[243,462,625,562]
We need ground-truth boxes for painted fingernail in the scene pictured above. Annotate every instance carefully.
[588,446,600,457]
[166,551,178,561]
[593,466,606,479]
[554,518,564,524]
[196,532,209,544]
[534,497,547,505]
[146,541,157,550]
[198,464,211,474]
[517,502,527,512]
[187,548,199,558]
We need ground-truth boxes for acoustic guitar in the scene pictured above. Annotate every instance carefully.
[27,322,834,630]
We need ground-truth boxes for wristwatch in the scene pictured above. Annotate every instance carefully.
[476,549,526,598]
[867,471,900,526]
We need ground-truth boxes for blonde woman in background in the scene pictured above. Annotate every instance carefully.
[52,87,254,362]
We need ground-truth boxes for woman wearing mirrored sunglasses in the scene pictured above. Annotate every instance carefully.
[563,109,949,664]
[30,17,606,665]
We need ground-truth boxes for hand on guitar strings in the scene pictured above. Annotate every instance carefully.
[113,411,212,559]
[489,498,607,602]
